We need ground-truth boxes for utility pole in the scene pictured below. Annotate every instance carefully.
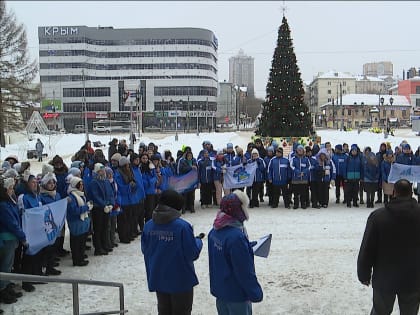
[82,69,89,141]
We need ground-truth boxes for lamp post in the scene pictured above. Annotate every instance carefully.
[234,86,239,131]
[82,69,89,141]
[196,104,199,136]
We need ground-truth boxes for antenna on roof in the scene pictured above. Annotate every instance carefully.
[281,0,288,17]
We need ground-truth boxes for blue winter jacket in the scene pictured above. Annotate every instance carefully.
[290,155,310,182]
[224,152,236,167]
[141,213,202,293]
[396,153,414,165]
[142,169,158,196]
[232,155,247,166]
[308,156,317,182]
[0,199,26,242]
[381,160,392,183]
[345,154,363,180]
[247,157,266,183]
[131,166,146,203]
[198,158,214,184]
[66,192,90,236]
[177,158,197,175]
[313,159,336,182]
[114,169,136,206]
[212,159,224,182]
[208,226,263,303]
[22,192,42,209]
[362,154,380,183]
[332,153,348,177]
[55,172,68,198]
[40,191,62,205]
[263,155,274,172]
[267,156,291,186]
[88,177,115,208]
[157,165,174,192]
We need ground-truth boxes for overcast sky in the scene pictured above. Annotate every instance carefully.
[6,1,420,98]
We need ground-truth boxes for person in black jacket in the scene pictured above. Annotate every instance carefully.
[357,179,420,315]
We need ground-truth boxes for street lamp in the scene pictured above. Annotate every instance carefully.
[82,69,89,141]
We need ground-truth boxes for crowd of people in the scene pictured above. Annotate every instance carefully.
[1,135,420,314]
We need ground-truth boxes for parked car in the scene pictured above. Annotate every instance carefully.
[94,126,111,133]
[73,125,85,133]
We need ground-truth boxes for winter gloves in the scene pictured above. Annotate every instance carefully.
[80,202,93,221]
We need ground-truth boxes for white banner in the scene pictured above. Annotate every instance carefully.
[223,163,257,189]
[388,163,420,183]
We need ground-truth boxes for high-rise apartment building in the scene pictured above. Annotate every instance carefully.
[363,61,393,77]
[229,49,255,97]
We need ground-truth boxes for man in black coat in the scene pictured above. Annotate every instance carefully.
[357,179,420,315]
[108,138,118,162]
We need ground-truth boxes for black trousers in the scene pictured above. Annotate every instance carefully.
[316,181,330,206]
[135,201,145,233]
[345,180,360,205]
[156,290,193,315]
[310,181,319,206]
[271,184,290,207]
[200,183,213,205]
[183,190,195,211]
[92,207,110,251]
[144,194,157,222]
[292,183,309,208]
[371,289,420,315]
[250,181,263,207]
[117,205,132,243]
[70,233,87,264]
[265,180,273,205]
[335,175,345,200]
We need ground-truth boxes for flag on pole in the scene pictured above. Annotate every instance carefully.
[223,163,257,189]
[22,198,68,255]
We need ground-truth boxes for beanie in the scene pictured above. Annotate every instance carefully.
[296,145,304,151]
[151,154,161,161]
[251,148,259,155]
[351,144,358,151]
[68,167,81,177]
[111,153,122,161]
[119,156,130,167]
[69,176,83,189]
[5,155,18,164]
[41,172,57,186]
[219,190,249,222]
[159,189,185,211]
[3,168,19,179]
[267,146,274,153]
[42,164,54,177]
[93,163,105,173]
[71,161,84,169]
[105,167,114,176]
[130,153,140,163]
[386,149,393,156]
[402,143,411,150]
[226,143,233,149]
[335,144,343,151]
[2,177,15,190]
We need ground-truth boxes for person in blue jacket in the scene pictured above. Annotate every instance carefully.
[87,163,115,256]
[177,151,198,213]
[247,149,266,208]
[208,190,263,315]
[396,143,414,165]
[263,146,275,206]
[39,172,62,276]
[344,144,364,208]
[289,145,310,209]
[66,176,91,266]
[213,150,226,206]
[380,150,394,205]
[332,144,348,204]
[141,190,203,315]
[140,153,159,220]
[0,177,27,303]
[224,143,236,167]
[198,150,214,208]
[362,147,380,208]
[314,148,336,208]
[130,153,146,237]
[267,147,291,208]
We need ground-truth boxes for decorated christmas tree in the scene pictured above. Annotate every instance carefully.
[256,16,313,137]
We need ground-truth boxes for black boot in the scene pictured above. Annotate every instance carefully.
[0,289,17,304]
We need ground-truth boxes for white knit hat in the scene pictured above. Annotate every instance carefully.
[3,177,15,190]
[42,164,54,177]
[41,172,57,186]
[251,148,259,155]
[93,163,105,173]
[119,156,130,167]
[69,176,83,189]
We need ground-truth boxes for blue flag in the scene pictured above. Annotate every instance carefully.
[22,198,68,255]
[388,163,420,183]
[223,163,257,189]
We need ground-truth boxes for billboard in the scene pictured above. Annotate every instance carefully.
[41,99,62,111]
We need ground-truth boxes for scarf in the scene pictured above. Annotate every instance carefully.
[213,210,244,231]
[39,187,57,199]
[119,166,134,184]
[70,190,86,207]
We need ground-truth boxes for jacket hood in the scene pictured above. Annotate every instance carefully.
[386,197,420,220]
[152,204,181,224]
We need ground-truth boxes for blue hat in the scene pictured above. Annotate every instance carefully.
[267,146,274,152]
[227,143,233,149]
[296,145,304,151]
[386,150,393,156]
[271,141,279,149]
[351,144,358,151]
[335,144,343,151]
[402,143,411,150]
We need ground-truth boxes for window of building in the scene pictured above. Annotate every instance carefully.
[341,109,345,115]
[391,110,395,116]
[343,81,346,86]
[327,90,331,94]
[63,87,111,98]
[154,86,217,97]
[362,110,365,116]
[416,99,420,107]
[63,102,111,112]
[402,110,407,118]
[327,81,331,86]
[348,109,351,115]
[383,110,386,117]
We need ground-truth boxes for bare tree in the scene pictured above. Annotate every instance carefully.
[0,0,38,147]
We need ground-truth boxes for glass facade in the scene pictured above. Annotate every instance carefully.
[63,102,111,112]
[154,86,217,97]
[63,87,111,97]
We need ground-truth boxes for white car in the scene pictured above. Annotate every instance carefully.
[94,126,111,133]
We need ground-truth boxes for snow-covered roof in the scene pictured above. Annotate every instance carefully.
[408,76,420,81]
[320,94,410,108]
[388,84,398,91]
[316,70,355,79]
[355,75,384,82]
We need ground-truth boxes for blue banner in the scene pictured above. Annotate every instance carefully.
[388,163,420,183]
[22,198,68,255]
[168,169,199,193]
[223,163,257,189]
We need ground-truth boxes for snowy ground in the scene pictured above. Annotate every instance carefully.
[2,128,419,314]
